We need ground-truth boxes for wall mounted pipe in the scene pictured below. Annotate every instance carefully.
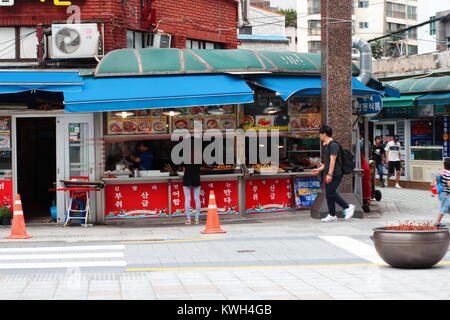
[352,36,372,84]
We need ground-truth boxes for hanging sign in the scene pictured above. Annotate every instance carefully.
[443,116,450,158]
[356,95,382,116]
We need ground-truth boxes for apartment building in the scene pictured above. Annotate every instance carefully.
[297,0,418,55]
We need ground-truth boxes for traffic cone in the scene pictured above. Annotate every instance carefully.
[5,194,32,239]
[201,190,226,234]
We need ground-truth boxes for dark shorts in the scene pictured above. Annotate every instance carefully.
[388,161,401,174]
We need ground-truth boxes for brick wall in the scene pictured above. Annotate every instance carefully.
[151,0,238,49]
[0,0,238,55]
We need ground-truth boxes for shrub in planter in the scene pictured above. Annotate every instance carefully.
[371,221,450,269]
[0,206,12,226]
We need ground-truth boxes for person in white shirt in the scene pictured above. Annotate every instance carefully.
[385,135,402,188]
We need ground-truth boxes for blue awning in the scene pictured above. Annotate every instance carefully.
[64,74,254,112]
[417,92,450,106]
[249,76,382,100]
[0,71,83,94]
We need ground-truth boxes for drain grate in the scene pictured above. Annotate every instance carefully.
[237,250,255,253]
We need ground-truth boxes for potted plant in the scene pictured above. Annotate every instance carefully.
[371,221,450,269]
[0,195,12,226]
[0,206,12,225]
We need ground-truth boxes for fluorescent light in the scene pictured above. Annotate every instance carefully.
[162,108,181,116]
[114,111,135,118]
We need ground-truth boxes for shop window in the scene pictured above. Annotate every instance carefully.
[0,27,37,61]
[411,120,433,146]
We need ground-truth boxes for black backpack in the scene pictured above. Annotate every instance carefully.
[331,141,355,175]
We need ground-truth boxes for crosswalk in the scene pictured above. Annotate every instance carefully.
[0,244,127,270]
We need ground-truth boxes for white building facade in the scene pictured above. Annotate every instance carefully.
[238,5,290,51]
[297,0,418,55]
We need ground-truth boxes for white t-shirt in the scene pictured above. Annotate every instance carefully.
[385,141,402,162]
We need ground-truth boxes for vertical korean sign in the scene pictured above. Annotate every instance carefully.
[245,178,294,214]
[293,177,321,209]
[105,183,169,219]
[443,116,450,158]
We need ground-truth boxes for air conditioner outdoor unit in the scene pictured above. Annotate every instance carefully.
[145,33,171,48]
[50,24,100,59]
[0,0,14,6]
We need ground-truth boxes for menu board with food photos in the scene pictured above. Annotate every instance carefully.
[172,105,237,132]
[288,97,321,131]
[107,110,168,135]
[0,117,11,149]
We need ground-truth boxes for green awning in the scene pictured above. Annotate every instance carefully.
[382,94,424,107]
[387,75,450,94]
[94,48,360,77]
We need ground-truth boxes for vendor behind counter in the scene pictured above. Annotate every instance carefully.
[130,141,155,170]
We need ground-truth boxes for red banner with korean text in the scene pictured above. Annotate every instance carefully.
[105,183,169,220]
[245,178,294,214]
[0,180,13,210]
[171,180,239,216]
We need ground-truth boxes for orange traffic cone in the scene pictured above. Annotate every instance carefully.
[201,190,226,234]
[5,194,32,239]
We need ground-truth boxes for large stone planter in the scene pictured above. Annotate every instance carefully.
[371,227,450,269]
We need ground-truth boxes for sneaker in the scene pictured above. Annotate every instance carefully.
[380,183,385,188]
[321,214,338,223]
[344,204,356,220]
[395,183,402,189]
[435,223,446,228]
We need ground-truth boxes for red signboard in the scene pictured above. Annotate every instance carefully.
[171,180,239,216]
[0,180,13,210]
[245,178,294,214]
[105,183,169,220]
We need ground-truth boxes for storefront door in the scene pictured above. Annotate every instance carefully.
[12,113,95,224]
[56,114,95,223]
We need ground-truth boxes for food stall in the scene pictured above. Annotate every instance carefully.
[241,91,322,215]
[101,96,322,222]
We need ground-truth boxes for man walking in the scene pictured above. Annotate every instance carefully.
[385,135,402,188]
[312,125,356,222]
[371,136,386,187]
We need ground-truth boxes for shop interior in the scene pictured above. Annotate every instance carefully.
[17,117,56,223]
[102,91,323,176]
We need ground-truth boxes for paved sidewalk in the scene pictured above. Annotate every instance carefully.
[0,186,439,243]
[0,187,447,300]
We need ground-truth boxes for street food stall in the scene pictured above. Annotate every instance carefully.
[100,99,322,221]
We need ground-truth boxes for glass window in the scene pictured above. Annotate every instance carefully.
[308,41,321,53]
[126,30,134,49]
[407,6,417,20]
[239,26,252,35]
[407,45,418,55]
[0,27,16,60]
[359,22,369,29]
[308,0,320,14]
[430,17,436,35]
[386,2,406,19]
[358,1,369,8]
[68,123,90,178]
[308,20,321,36]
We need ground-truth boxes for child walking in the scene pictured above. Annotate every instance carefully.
[435,158,450,228]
